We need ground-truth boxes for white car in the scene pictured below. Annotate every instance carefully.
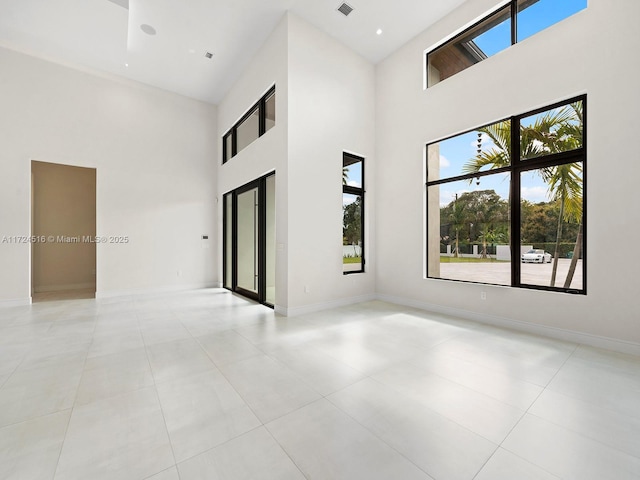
[522,249,552,263]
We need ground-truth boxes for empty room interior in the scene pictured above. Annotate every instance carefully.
[1,0,639,479]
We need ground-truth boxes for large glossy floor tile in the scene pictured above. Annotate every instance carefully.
[178,427,305,480]
[146,338,215,385]
[503,414,640,480]
[261,343,366,396]
[570,344,640,377]
[474,448,561,480]
[55,388,174,480]
[372,362,524,443]
[0,324,52,351]
[267,399,433,480]
[196,330,263,366]
[18,339,90,372]
[0,358,84,427]
[0,410,71,480]
[218,355,320,423]
[88,328,145,359]
[145,467,179,480]
[75,348,154,406]
[529,389,640,457]
[179,309,266,338]
[46,317,96,340]
[0,290,638,480]
[92,314,139,336]
[233,317,323,348]
[427,334,571,386]
[156,369,260,462]
[0,344,28,377]
[306,324,425,375]
[139,318,191,346]
[328,378,496,480]
[409,349,543,410]
[370,312,468,350]
[546,360,640,419]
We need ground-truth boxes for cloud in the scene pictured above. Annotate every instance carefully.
[521,186,548,203]
[439,188,472,207]
[439,155,450,168]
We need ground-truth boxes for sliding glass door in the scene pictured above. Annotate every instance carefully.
[236,186,259,296]
[223,172,275,306]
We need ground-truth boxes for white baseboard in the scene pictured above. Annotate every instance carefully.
[376,293,640,356]
[34,283,95,293]
[0,297,31,307]
[96,283,218,300]
[276,293,377,317]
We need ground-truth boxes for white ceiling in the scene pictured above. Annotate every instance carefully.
[0,0,466,104]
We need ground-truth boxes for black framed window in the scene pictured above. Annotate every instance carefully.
[426,95,586,294]
[343,153,365,274]
[222,86,276,163]
[426,0,587,87]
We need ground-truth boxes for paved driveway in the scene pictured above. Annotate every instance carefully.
[439,259,583,289]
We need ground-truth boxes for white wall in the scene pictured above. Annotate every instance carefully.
[375,0,640,345]
[217,15,289,306]
[0,47,218,303]
[217,13,376,314]
[286,14,376,312]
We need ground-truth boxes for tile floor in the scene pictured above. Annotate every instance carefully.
[0,289,639,479]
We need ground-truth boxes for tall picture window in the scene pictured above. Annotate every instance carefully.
[343,153,365,274]
[426,95,586,294]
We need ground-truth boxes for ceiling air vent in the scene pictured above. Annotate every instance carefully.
[337,2,354,17]
[204,52,214,59]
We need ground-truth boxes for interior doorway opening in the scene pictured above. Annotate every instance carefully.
[31,161,97,302]
[223,172,275,307]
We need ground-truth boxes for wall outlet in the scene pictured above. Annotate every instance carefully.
[304,285,310,293]
[480,291,486,300]
[177,270,182,277]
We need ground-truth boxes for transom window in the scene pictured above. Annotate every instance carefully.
[426,0,587,87]
[426,95,586,294]
[223,86,275,163]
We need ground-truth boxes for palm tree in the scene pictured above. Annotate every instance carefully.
[542,163,582,286]
[463,103,583,286]
[461,120,512,175]
[531,102,583,287]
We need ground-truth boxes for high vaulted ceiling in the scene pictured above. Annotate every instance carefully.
[0,0,466,104]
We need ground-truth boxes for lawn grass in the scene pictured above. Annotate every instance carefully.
[343,256,362,264]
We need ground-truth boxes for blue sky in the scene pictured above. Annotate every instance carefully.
[343,162,362,206]
[473,0,587,58]
[344,162,362,188]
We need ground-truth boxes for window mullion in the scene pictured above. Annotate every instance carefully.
[510,115,521,287]
[511,0,517,46]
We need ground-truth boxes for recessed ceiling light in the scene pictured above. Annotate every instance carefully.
[376,28,383,35]
[125,63,129,67]
[140,24,156,35]
[188,49,196,54]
